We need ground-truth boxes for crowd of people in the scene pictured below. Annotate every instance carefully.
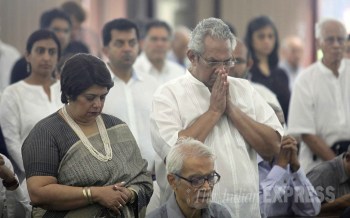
[0,1,350,217]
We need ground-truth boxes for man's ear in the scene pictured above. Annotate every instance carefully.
[167,174,177,190]
[102,46,109,57]
[247,57,254,70]
[187,50,196,64]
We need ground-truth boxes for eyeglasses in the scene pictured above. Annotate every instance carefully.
[234,58,247,65]
[323,36,346,45]
[174,171,221,188]
[199,54,235,68]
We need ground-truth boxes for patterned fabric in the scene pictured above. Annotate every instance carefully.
[22,112,153,218]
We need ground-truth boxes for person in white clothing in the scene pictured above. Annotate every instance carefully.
[134,20,185,84]
[279,36,304,91]
[0,39,20,92]
[0,29,62,190]
[101,18,158,172]
[167,26,191,68]
[288,18,350,173]
[150,17,283,218]
[0,154,31,218]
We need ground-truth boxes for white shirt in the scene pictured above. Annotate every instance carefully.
[279,61,302,91]
[151,71,283,218]
[134,52,185,84]
[0,81,61,180]
[251,83,281,109]
[288,59,350,173]
[103,68,159,171]
[0,154,31,218]
[0,40,20,91]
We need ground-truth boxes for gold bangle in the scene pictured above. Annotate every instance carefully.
[82,187,89,204]
[127,188,136,204]
[87,187,93,204]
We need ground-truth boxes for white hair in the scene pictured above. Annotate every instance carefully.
[188,17,236,55]
[315,18,346,40]
[166,137,215,174]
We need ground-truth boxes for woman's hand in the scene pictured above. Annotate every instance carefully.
[91,183,128,215]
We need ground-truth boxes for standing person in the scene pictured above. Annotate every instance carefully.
[0,30,62,187]
[101,18,158,172]
[150,17,283,217]
[22,53,153,217]
[10,8,89,84]
[0,38,20,91]
[167,26,191,68]
[279,35,304,91]
[61,1,101,57]
[288,18,350,173]
[147,138,231,218]
[245,15,291,119]
[344,34,350,59]
[133,20,185,84]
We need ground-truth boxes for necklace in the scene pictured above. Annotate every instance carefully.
[62,106,112,162]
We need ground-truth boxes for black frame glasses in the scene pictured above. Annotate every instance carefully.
[198,54,235,68]
[174,171,221,188]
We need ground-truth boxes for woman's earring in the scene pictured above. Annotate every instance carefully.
[26,62,31,74]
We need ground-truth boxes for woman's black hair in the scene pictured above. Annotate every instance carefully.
[244,16,280,68]
[60,53,114,104]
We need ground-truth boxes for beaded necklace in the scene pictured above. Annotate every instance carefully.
[62,106,112,162]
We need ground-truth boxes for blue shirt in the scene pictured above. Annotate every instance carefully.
[258,155,320,217]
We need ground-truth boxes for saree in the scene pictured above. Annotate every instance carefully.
[33,122,153,218]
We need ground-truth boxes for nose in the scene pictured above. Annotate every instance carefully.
[202,179,211,189]
[93,98,102,108]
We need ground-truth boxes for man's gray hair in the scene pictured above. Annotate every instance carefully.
[315,18,346,40]
[166,137,215,174]
[188,17,236,55]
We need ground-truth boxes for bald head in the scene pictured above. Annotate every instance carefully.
[172,26,191,61]
[281,36,304,69]
[315,19,346,40]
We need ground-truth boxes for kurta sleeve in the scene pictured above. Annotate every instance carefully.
[150,86,182,161]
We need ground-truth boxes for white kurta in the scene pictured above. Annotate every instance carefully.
[0,40,20,91]
[0,81,61,181]
[151,71,283,218]
[133,52,185,84]
[103,69,158,171]
[287,60,350,173]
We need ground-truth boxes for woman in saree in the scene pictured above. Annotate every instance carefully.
[22,53,153,217]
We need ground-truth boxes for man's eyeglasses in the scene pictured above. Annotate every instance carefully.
[323,36,346,45]
[199,55,235,68]
[174,171,221,188]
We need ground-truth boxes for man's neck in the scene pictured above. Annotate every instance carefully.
[151,59,165,72]
[322,59,341,77]
[108,63,132,83]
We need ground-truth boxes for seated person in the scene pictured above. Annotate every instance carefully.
[147,138,231,218]
[307,147,350,216]
[0,154,31,217]
[259,104,320,217]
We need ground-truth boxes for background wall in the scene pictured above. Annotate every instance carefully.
[1,0,348,67]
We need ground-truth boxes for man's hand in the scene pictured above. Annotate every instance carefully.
[276,135,299,171]
[209,69,228,115]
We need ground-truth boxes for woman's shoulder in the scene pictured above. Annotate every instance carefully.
[100,113,126,128]
[34,111,62,130]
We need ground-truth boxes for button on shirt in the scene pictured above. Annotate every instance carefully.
[288,60,350,173]
[103,68,159,171]
[134,52,185,84]
[258,155,320,217]
[151,71,283,218]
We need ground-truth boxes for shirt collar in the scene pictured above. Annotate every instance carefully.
[138,52,154,73]
[185,70,207,87]
[317,59,346,77]
[166,192,212,218]
[106,62,143,82]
